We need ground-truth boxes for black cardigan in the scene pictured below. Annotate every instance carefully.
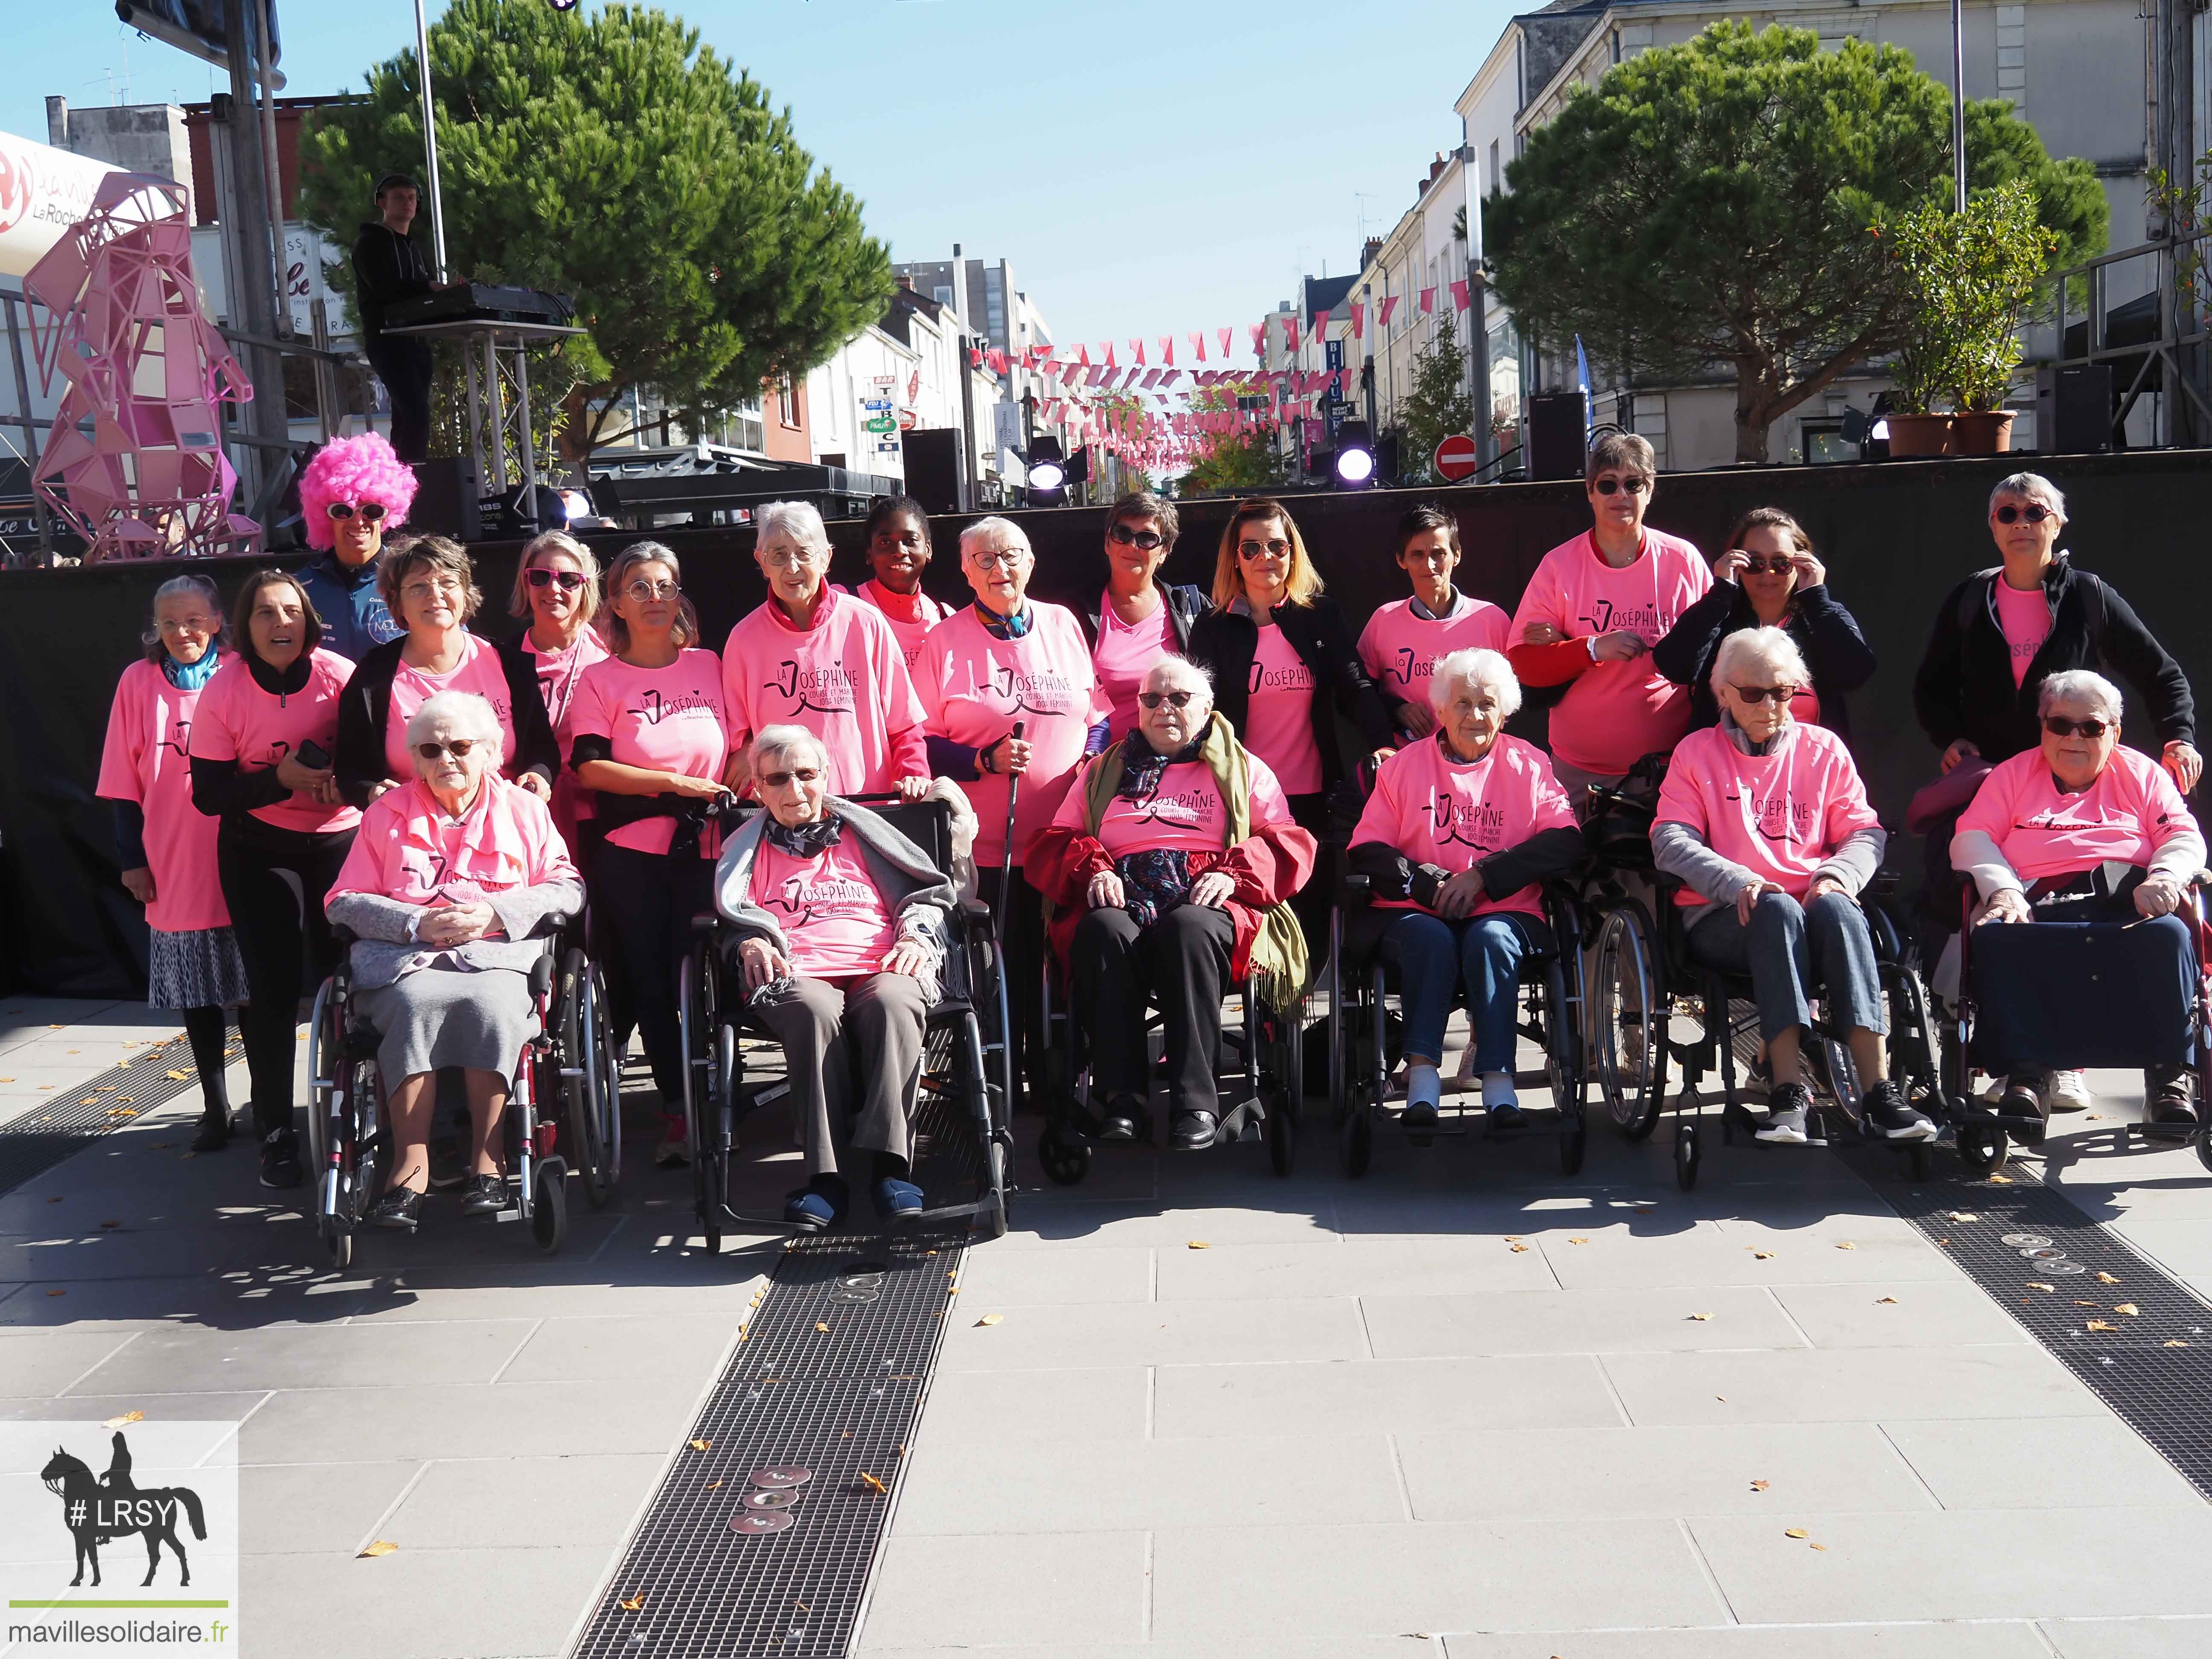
[1912,554,2194,765]
[1185,596,1397,794]
[335,632,561,807]
[1077,579,1208,656]
[1651,581,1877,750]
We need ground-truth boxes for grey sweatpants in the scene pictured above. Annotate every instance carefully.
[753,972,930,1176]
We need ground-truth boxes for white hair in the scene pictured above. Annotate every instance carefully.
[1144,657,1214,699]
[751,723,830,773]
[755,500,830,553]
[405,690,505,767]
[1990,471,2066,520]
[2038,669,2122,724]
[958,515,1029,556]
[1711,626,1810,694]
[1429,647,1522,719]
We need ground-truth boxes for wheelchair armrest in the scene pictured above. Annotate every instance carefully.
[1340,872,1374,910]
[528,908,576,939]
[529,954,555,1000]
[956,897,995,928]
[691,911,719,936]
[2193,870,2212,890]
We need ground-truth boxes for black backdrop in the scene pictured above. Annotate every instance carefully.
[5,449,2205,996]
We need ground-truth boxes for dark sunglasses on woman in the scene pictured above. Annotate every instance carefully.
[1730,683,1797,705]
[2043,716,2108,739]
[1137,690,1196,709]
[1592,476,1650,496]
[525,568,588,591]
[1237,537,1290,559]
[1994,503,2055,525]
[1109,524,1165,551]
[1735,556,1793,576]
[415,739,477,760]
[326,501,387,522]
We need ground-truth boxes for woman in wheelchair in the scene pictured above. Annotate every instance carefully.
[712,726,957,1231]
[1653,627,1937,1148]
[325,691,583,1232]
[1951,669,2207,1139]
[1346,648,1583,1129]
[1027,658,1316,1151]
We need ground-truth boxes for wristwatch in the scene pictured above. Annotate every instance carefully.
[1585,635,1601,661]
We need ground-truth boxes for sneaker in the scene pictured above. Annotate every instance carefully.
[655,1118,690,1169]
[366,1186,422,1232]
[190,1107,230,1154]
[258,1128,303,1188]
[460,1173,509,1215]
[783,1173,849,1233]
[2144,1065,2197,1142]
[1757,1083,1813,1145]
[1861,1080,1938,1142]
[2046,1069,2092,1114]
[873,1176,925,1222]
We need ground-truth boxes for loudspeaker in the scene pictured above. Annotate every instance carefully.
[900,428,967,514]
[1525,392,1589,481]
[408,457,483,541]
[2035,364,2112,455]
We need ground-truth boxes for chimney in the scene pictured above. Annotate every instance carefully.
[1362,236,1383,270]
[46,96,68,148]
[1429,151,1447,183]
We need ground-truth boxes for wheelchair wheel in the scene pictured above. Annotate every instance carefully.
[1265,1010,1300,1179]
[582,964,623,1190]
[1956,1120,2008,1177]
[532,1160,566,1253]
[1037,1120,1090,1185]
[1674,1121,1700,1190]
[1594,901,1667,1140]
[678,941,725,1256]
[559,950,614,1211]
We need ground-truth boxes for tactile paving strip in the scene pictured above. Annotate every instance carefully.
[0,1031,234,1198]
[1868,1158,2212,1499]
[567,1223,966,1659]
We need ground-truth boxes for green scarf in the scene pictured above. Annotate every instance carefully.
[1077,712,1309,1012]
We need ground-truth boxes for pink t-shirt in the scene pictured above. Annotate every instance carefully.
[749,837,897,980]
[97,656,232,933]
[1092,591,1179,739]
[915,603,1112,867]
[1245,623,1323,795]
[570,649,731,857]
[1509,530,1713,775]
[188,648,363,835]
[721,587,927,796]
[1358,593,1511,723]
[1051,751,1294,857]
[381,633,519,783]
[1992,577,2051,688]
[855,579,950,672]
[1955,743,2197,885]
[1350,733,1576,920]
[1654,722,1880,908]
[520,625,612,835]
[328,773,578,916]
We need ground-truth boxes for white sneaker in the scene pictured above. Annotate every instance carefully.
[2046,1069,2091,1114]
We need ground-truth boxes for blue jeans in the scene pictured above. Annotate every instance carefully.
[1688,889,1886,1045]
[1379,910,1546,1074]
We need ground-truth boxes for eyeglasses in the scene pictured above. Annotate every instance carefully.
[526,568,587,592]
[1237,538,1290,560]
[401,574,464,601]
[968,549,1025,571]
[1994,503,2056,525]
[1729,683,1798,705]
[760,768,822,787]
[761,547,826,570]
[414,739,478,761]
[1109,524,1165,552]
[2043,716,2110,738]
[624,579,681,602]
[1137,690,1198,710]
[1592,476,1651,496]
[156,615,219,634]
[325,501,387,523]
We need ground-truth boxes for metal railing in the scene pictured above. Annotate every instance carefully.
[2037,228,2211,445]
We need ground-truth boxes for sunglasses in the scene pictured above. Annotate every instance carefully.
[1592,476,1651,496]
[526,568,588,592]
[1109,524,1165,552]
[1137,690,1198,710]
[1995,503,2056,525]
[414,739,478,761]
[1735,556,1794,576]
[1729,683,1798,705]
[760,768,822,787]
[1238,537,1290,560]
[2043,716,2110,739]
[326,501,387,522]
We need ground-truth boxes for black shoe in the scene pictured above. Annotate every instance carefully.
[191,1108,230,1153]
[2000,1076,2047,1145]
[1169,1109,1219,1151]
[1095,1095,1142,1143]
[460,1173,509,1215]
[783,1173,850,1233]
[2144,1066,2197,1142]
[1756,1083,1813,1145]
[426,1137,469,1191]
[1486,1101,1527,1132]
[366,1186,422,1232]
[1402,1098,1441,1131]
[1862,1080,1938,1142]
[258,1128,303,1188]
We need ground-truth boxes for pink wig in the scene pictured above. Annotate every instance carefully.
[300,433,419,550]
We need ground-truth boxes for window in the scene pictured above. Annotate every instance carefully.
[933,285,954,308]
[1489,140,1500,194]
[777,372,800,429]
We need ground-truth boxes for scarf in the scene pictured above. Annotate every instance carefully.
[1116,847,1193,930]
[974,600,1033,640]
[163,649,220,691]
[764,813,844,859]
[1115,727,1206,801]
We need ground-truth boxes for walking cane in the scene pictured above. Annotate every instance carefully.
[993,722,1026,1123]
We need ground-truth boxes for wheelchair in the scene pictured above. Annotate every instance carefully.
[304,916,621,1268]
[1945,870,2212,1178]
[677,795,1016,1252]
[1327,875,1588,1177]
[1578,765,1955,1190]
[1032,912,1309,1185]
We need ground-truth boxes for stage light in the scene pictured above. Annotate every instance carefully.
[1028,460,1066,490]
[1025,436,1067,503]
[1333,420,1375,489]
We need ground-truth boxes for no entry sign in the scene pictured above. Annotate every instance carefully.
[1434,434,1480,482]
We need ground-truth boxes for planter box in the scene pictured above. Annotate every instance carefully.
[1886,413,1954,456]
[1951,411,2016,455]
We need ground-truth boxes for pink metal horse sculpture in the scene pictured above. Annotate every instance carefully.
[25,172,259,562]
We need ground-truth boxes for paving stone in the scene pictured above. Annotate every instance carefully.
[948,1243,1154,1305]
[238,1460,422,1555]
[1444,1627,2052,1657]
[2039,1617,2212,1658]
[937,1295,1366,1371]
[1156,1236,1560,1300]
[1151,1355,1627,1438]
[385,1452,667,1548]
[1602,1344,2105,1425]
[243,1543,612,1659]
[1879,1417,2206,1509]
[489,1313,739,1384]
[63,1318,538,1394]
[910,1365,1150,1446]
[1538,1224,1964,1290]
[1769,1279,2034,1347]
[237,1380,707,1465]
[0,1328,146,1397]
[860,1529,1146,1648]
[1362,1284,1807,1358]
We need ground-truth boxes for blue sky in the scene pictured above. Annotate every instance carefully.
[7,0,1520,352]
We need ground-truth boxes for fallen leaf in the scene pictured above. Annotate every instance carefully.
[1569,1237,1590,1245]
[80,1097,97,1106]
[1510,1243,1530,1254]
[815,1322,830,1333]
[2087,1320,2117,1332]
[2028,1282,2055,1291]
[359,1540,398,1558]
[1988,1174,2015,1184]
[689,1439,711,1451]
[1504,1234,1524,1241]
[1187,1240,1210,1249]
[2115,1304,2140,1316]
[859,1472,888,1495]
[107,1108,137,1118]
[1948,1211,1979,1222]
[1749,1479,1770,1492]
[1752,1250,1776,1260]
[977,1313,1004,1326]
[1834,1241,1856,1251]
[2165,1340,2192,1348]
[1810,1543,1829,1551]
[164,1070,189,1081]
[1785,1528,1809,1539]
[45,1289,64,1298]
[1715,1395,1727,1402]
[1688,1312,1712,1321]
[1876,1296,1898,1304]
[705,1480,722,1490]
[2075,1300,2100,1307]
[101,1411,144,1429]
[2096,1272,2122,1285]
[617,1593,645,1612]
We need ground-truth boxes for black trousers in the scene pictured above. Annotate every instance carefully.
[1072,902,1235,1118]
[981,866,1045,1109]
[595,842,714,1106]
[216,818,355,1137]
[366,335,436,463]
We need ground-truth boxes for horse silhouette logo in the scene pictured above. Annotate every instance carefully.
[39,1430,207,1587]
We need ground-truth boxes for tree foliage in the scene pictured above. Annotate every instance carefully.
[295,0,894,454]
[1486,22,2106,460]
[1397,315,1478,483]
[1878,179,2059,412]
[1178,380,1283,493]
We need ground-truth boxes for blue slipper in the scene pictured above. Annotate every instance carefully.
[783,1176,849,1233]
[873,1176,924,1222]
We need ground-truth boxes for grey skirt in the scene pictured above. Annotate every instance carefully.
[352,965,538,1084]
[147,926,250,1013]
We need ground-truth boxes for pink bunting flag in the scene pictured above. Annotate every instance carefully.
[1351,303,1365,340]
[1312,309,1332,340]
[1284,316,1300,352]
[1418,288,1435,314]
[1130,339,1146,366]
[1103,342,1117,369]
[1450,279,1471,311]
[1187,331,1206,364]
[1379,295,1400,328]
[1249,322,1265,355]
[1078,345,1091,367]
[1216,326,1231,358]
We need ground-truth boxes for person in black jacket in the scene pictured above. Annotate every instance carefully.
[334,535,560,809]
[1653,507,1876,752]
[1077,490,1208,740]
[351,174,439,463]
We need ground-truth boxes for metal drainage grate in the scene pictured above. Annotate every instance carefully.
[1866,1158,2212,1500]
[0,1032,234,1198]
[568,1222,966,1659]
